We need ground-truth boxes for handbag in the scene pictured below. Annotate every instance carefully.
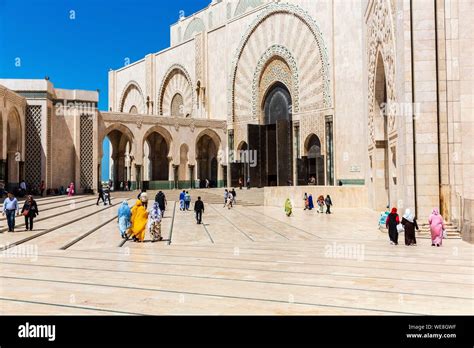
[396,224,405,233]
[442,229,448,239]
[22,209,29,217]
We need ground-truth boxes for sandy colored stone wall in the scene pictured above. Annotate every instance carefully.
[264,185,368,208]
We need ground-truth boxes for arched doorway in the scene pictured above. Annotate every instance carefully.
[248,82,293,187]
[5,109,22,190]
[238,141,248,186]
[371,51,390,209]
[145,132,169,181]
[196,132,219,188]
[102,127,133,190]
[305,134,324,185]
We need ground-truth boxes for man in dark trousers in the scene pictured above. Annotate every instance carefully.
[96,186,105,205]
[194,196,205,224]
[155,191,167,218]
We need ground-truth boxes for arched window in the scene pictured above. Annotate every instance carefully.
[171,93,184,117]
[234,0,263,17]
[183,17,205,40]
[129,105,138,114]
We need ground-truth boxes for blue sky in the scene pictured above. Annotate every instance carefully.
[0,0,210,180]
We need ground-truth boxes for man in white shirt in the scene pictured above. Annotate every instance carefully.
[2,192,19,232]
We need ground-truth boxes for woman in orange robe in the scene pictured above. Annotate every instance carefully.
[129,199,148,242]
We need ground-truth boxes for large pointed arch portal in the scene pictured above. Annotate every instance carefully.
[248,82,293,187]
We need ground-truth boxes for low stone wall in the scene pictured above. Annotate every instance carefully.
[264,186,369,208]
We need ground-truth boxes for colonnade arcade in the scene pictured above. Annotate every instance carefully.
[0,86,26,191]
[98,113,227,190]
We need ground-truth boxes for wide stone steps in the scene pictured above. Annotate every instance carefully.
[379,222,461,239]
[142,189,263,207]
[417,223,461,238]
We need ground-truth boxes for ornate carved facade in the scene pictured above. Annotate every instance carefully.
[2,0,473,238]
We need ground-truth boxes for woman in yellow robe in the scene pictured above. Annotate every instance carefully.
[129,199,148,242]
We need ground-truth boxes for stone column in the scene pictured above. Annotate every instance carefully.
[412,0,440,220]
[293,123,299,186]
[7,151,19,188]
[373,142,389,211]
[218,163,224,188]
[168,157,175,189]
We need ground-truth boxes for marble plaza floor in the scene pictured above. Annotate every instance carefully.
[0,189,473,315]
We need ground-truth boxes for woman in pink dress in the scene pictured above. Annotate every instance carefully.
[428,208,445,247]
[67,182,75,197]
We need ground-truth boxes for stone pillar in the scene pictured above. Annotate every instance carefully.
[130,163,136,189]
[412,0,440,220]
[373,142,389,211]
[7,151,19,188]
[218,163,224,188]
[168,158,175,189]
[293,123,299,186]
[189,165,195,188]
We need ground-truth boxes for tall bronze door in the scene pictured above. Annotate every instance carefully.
[276,119,292,186]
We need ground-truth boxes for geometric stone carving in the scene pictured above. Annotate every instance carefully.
[47,107,52,185]
[367,0,397,145]
[80,114,94,188]
[300,113,326,155]
[25,105,42,185]
[234,0,263,17]
[252,45,299,122]
[229,3,332,134]
[195,32,206,87]
[171,93,184,117]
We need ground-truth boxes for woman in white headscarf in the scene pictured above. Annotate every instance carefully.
[147,202,163,242]
[401,208,418,246]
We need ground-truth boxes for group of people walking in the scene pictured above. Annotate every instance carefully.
[118,199,163,243]
[179,190,192,211]
[284,193,333,217]
[382,206,446,247]
[118,190,168,243]
[303,194,333,214]
[1,192,39,232]
[177,190,207,224]
[96,185,112,206]
[224,189,237,209]
[119,189,208,241]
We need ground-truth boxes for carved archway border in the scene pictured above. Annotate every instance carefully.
[229,3,331,123]
[118,80,145,113]
[157,64,195,116]
[100,123,136,160]
[6,105,23,153]
[367,0,397,146]
[251,44,299,120]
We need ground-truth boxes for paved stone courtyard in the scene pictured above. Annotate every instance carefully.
[0,189,473,315]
